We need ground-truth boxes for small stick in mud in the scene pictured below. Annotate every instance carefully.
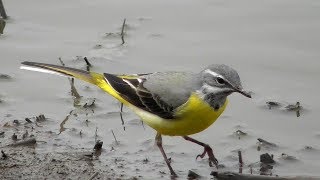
[120,18,126,45]
[59,112,72,134]
[25,118,32,123]
[58,57,65,66]
[141,120,145,130]
[236,130,247,140]
[1,150,8,159]
[70,78,81,99]
[11,133,17,141]
[94,140,103,150]
[0,0,8,19]
[88,172,99,180]
[257,138,277,151]
[94,127,98,143]
[296,110,300,117]
[36,114,46,122]
[111,130,119,145]
[3,138,37,147]
[83,57,92,71]
[188,170,201,179]
[285,102,302,117]
[119,103,125,131]
[58,58,81,99]
[238,150,243,173]
[22,130,29,139]
[79,130,83,138]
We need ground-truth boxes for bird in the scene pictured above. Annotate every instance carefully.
[20,61,251,176]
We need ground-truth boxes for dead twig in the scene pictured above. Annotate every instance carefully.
[25,118,32,123]
[83,57,92,71]
[111,130,119,145]
[59,112,72,134]
[70,78,81,100]
[257,138,277,151]
[58,57,65,66]
[58,58,81,100]
[120,18,126,45]
[1,150,7,159]
[36,114,46,122]
[238,150,243,173]
[2,138,37,148]
[141,120,145,130]
[119,103,125,131]
[94,127,98,143]
[88,172,99,180]
[79,130,83,138]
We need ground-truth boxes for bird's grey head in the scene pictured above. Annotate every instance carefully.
[197,64,251,110]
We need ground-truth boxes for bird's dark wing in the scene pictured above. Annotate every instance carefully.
[103,73,174,119]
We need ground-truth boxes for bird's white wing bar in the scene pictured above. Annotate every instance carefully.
[123,79,138,90]
[103,73,174,119]
[20,65,68,77]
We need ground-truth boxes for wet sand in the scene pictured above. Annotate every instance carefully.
[1,0,320,179]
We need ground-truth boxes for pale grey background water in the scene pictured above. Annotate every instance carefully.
[1,0,320,179]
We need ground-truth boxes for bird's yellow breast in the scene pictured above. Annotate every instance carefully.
[134,93,228,136]
[92,73,228,136]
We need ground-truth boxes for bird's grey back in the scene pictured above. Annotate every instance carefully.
[143,71,201,108]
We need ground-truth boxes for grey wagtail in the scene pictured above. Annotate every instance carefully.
[20,61,251,176]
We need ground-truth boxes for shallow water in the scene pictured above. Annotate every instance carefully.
[1,0,320,179]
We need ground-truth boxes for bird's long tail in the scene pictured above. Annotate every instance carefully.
[20,61,129,105]
[20,61,104,85]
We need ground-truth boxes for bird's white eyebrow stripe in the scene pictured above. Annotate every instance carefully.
[203,69,223,78]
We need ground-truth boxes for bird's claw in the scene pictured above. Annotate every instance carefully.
[196,151,206,160]
[195,145,219,168]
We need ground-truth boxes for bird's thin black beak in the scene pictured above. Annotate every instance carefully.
[236,89,252,98]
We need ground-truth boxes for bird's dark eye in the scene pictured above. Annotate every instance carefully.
[216,77,225,84]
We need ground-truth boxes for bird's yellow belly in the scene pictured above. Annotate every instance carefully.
[95,78,228,136]
[134,93,228,136]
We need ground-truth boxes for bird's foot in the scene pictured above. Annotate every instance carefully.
[196,144,218,168]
